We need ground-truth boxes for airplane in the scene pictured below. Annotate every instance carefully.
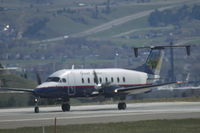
[0,45,190,113]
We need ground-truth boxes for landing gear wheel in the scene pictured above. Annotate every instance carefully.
[35,106,39,113]
[118,102,126,110]
[62,103,70,112]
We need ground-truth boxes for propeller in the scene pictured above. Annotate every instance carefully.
[35,71,42,85]
[0,62,4,68]
[93,70,99,85]
[20,69,28,79]
[92,70,112,95]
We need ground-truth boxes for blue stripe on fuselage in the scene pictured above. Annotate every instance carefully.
[34,86,94,98]
[34,84,149,99]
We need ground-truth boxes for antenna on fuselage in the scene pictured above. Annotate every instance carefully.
[71,64,75,70]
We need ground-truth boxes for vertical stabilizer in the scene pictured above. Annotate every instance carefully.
[144,49,164,75]
[135,48,164,77]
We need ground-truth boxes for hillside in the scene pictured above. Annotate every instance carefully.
[0,0,200,83]
[0,73,37,107]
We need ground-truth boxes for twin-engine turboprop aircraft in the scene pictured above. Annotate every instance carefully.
[0,45,190,113]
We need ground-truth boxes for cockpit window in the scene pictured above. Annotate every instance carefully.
[62,78,66,83]
[46,77,60,82]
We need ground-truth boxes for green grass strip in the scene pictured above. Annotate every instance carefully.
[1,118,200,133]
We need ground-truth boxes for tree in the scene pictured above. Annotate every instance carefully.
[105,0,111,14]
[23,18,49,38]
[148,9,162,26]
[191,4,200,20]
[93,5,99,19]
[148,5,191,26]
[7,97,16,107]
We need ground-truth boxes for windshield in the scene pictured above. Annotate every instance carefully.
[46,77,60,82]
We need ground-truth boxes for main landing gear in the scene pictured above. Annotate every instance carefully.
[61,98,70,112]
[118,102,126,110]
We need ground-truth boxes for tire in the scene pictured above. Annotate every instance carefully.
[62,103,70,112]
[118,102,126,110]
[35,106,39,113]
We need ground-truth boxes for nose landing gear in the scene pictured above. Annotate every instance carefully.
[34,98,40,113]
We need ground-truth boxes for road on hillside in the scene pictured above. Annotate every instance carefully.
[33,0,197,44]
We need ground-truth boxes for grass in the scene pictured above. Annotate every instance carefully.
[100,36,166,47]
[0,0,172,40]
[100,4,162,21]
[0,73,36,107]
[0,73,36,88]
[0,118,200,133]
[92,16,149,38]
[1,58,114,68]
[1,59,56,68]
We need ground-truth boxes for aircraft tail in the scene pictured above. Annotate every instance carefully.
[136,48,164,76]
[134,45,190,76]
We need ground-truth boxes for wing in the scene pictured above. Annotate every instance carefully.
[114,81,180,94]
[0,87,34,93]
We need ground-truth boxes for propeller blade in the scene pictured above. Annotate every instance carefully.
[93,70,99,85]
[24,73,28,79]
[0,62,4,68]
[35,71,42,85]
[20,73,28,79]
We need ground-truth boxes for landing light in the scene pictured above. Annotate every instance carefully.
[176,81,185,84]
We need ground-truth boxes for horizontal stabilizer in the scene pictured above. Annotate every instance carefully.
[133,44,191,57]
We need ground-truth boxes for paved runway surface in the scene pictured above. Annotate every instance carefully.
[0,102,200,129]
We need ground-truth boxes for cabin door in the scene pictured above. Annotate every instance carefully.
[68,71,76,96]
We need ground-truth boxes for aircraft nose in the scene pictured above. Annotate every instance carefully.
[34,87,52,98]
[33,82,66,98]
[33,87,43,96]
[34,83,50,96]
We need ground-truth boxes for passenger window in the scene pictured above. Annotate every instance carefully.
[99,78,102,83]
[117,77,120,83]
[105,77,108,83]
[123,77,126,82]
[111,77,114,82]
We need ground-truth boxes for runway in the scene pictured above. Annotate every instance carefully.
[0,102,200,129]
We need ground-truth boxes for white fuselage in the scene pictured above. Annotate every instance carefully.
[35,68,151,98]
[38,68,149,88]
